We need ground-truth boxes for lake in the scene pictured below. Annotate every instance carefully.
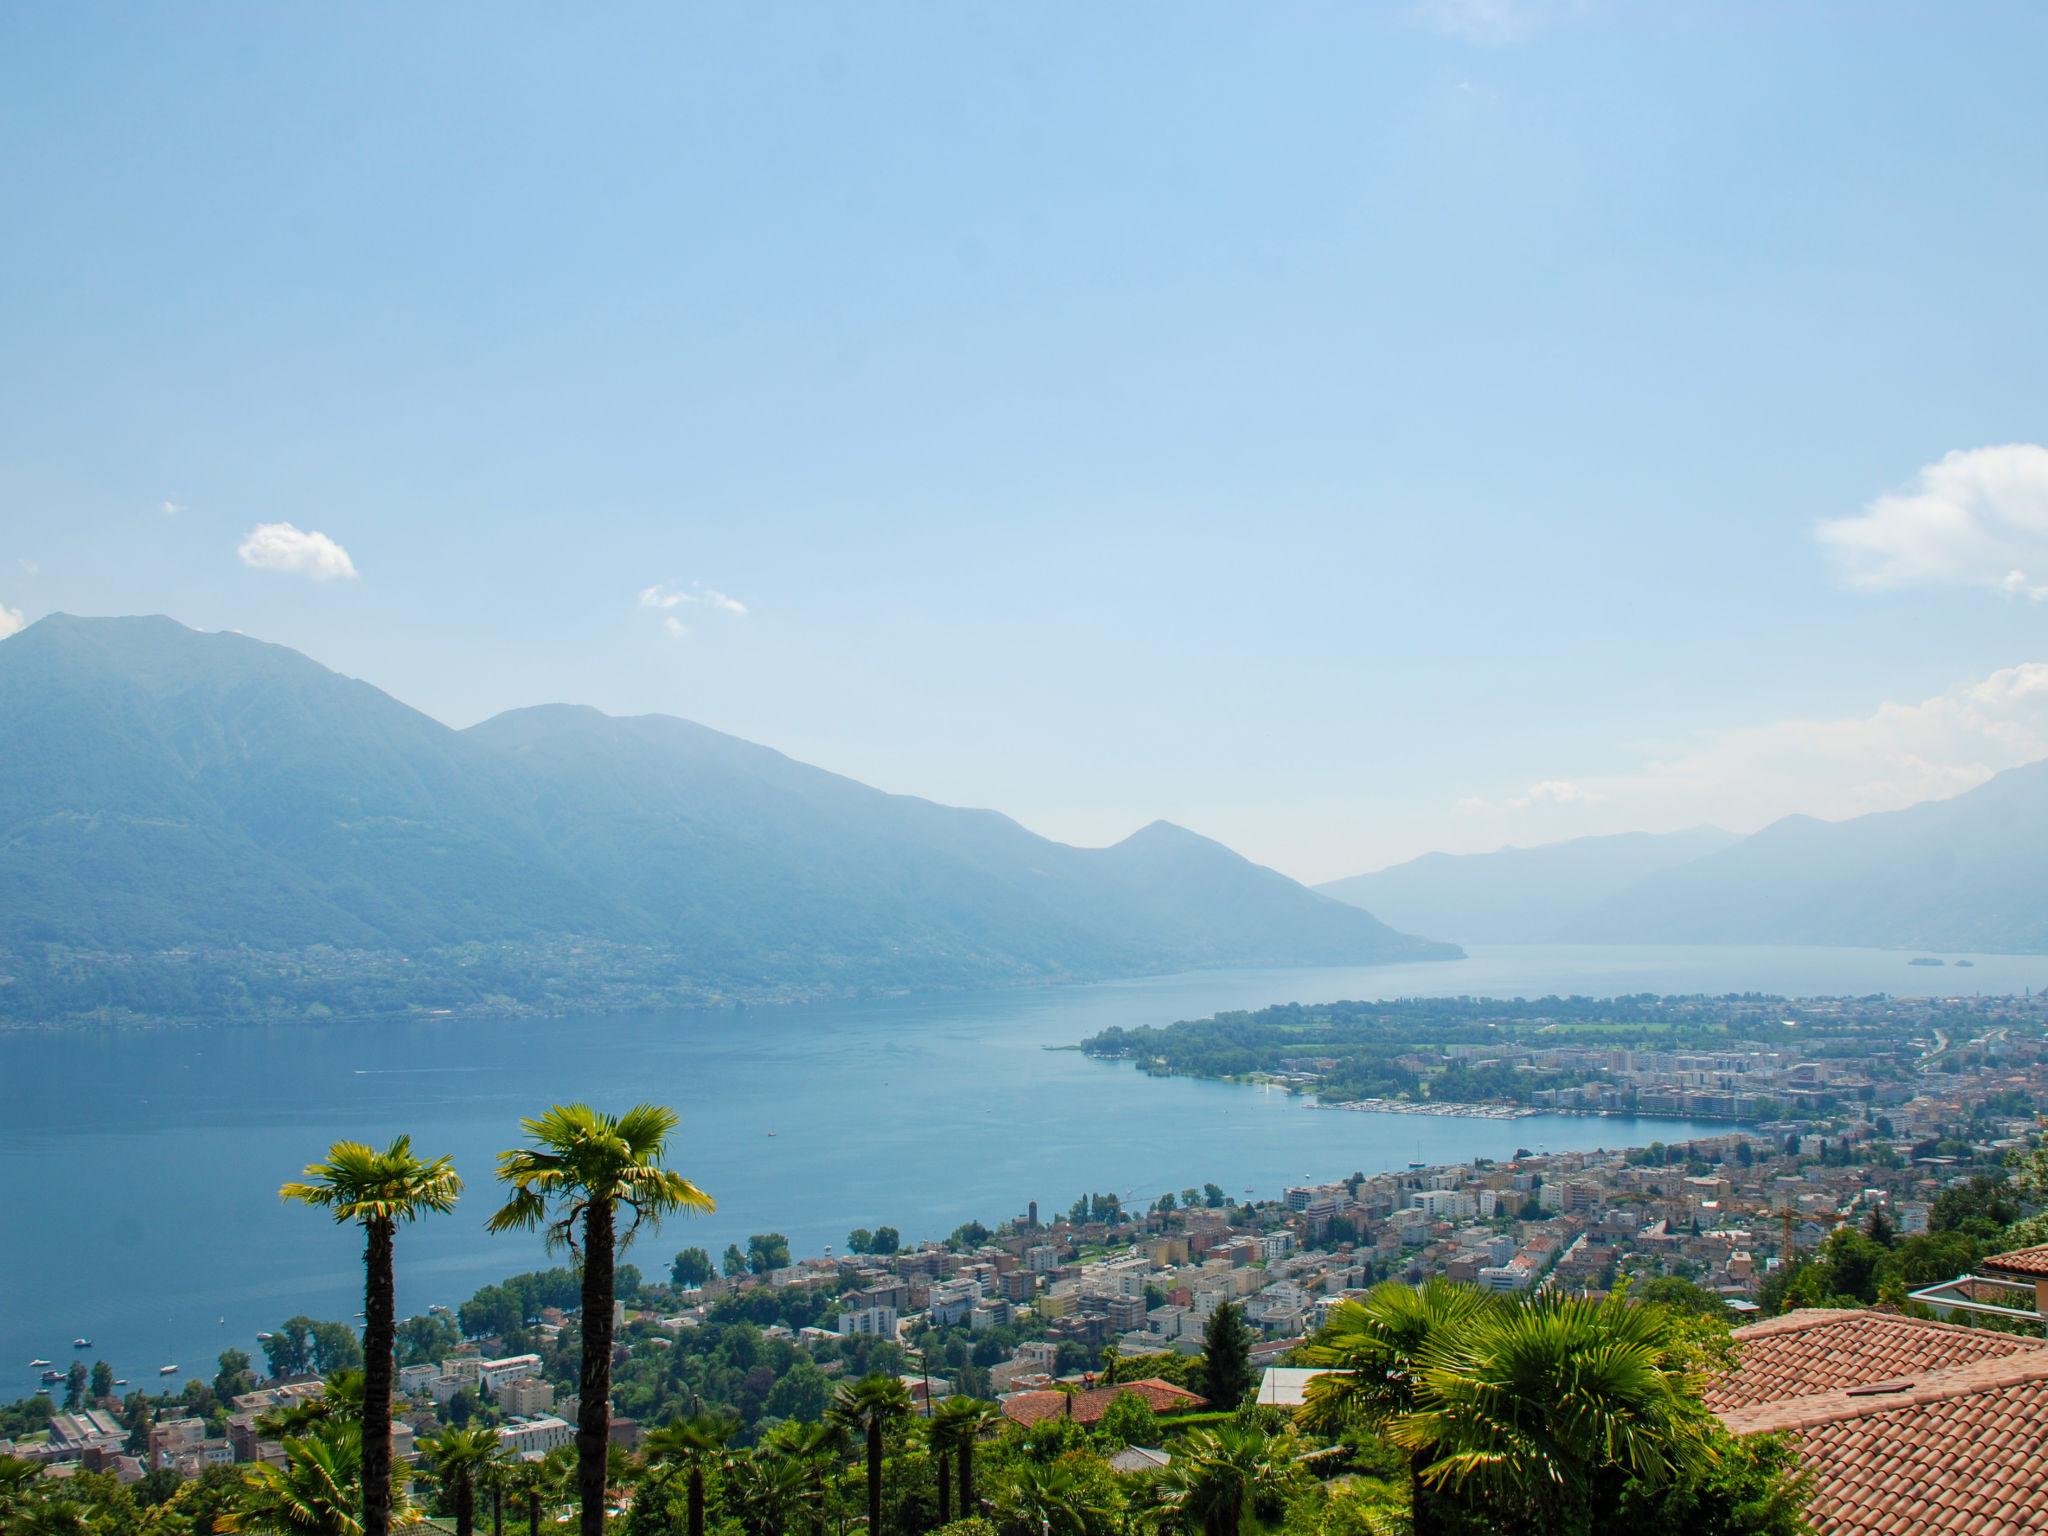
[5,941,2043,1393]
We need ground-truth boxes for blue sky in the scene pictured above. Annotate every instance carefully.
[4,1,2046,881]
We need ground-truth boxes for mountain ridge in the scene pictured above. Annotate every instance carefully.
[0,614,1457,1024]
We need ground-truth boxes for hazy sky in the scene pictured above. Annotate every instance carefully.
[4,2,2047,883]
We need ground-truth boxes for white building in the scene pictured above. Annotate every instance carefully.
[499,1416,575,1457]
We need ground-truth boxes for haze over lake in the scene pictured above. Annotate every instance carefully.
[8,941,2044,1388]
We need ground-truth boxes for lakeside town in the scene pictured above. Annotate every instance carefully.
[12,998,2048,1533]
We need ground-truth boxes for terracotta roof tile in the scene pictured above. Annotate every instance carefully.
[1000,1376,1207,1428]
[1712,1309,2048,1535]
[1979,1244,2048,1278]
[1706,1308,2048,1413]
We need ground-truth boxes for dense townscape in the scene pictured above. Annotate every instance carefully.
[11,995,2048,1534]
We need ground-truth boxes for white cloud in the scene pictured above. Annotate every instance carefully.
[160,499,184,517]
[1818,444,2048,599]
[18,559,36,576]
[639,580,749,632]
[0,601,22,639]
[1452,661,2048,837]
[237,522,358,581]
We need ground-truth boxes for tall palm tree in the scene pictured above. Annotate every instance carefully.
[1392,1291,1718,1535]
[1298,1278,1497,1535]
[828,1374,912,1536]
[638,1413,737,1536]
[928,1395,1002,1521]
[487,1104,714,1536]
[281,1138,461,1536]
[1152,1425,1295,1536]
[222,1423,414,1536]
[420,1426,508,1536]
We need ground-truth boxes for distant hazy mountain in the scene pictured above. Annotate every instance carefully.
[1316,827,1740,944]
[1565,762,2048,953]
[0,615,1456,1022]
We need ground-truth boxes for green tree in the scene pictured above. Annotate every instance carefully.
[1300,1278,1499,1534]
[722,1244,748,1279]
[420,1425,508,1536]
[638,1414,736,1536]
[1200,1301,1256,1409]
[671,1247,714,1288]
[488,1104,715,1536]
[220,1423,411,1536]
[872,1226,901,1255]
[847,1228,875,1255]
[89,1361,114,1403]
[930,1396,1002,1524]
[1093,1391,1157,1449]
[394,1313,461,1367]
[1392,1292,1719,1535]
[726,1446,820,1536]
[281,1135,462,1536]
[215,1349,256,1404]
[829,1374,913,1536]
[1154,1424,1296,1536]
[990,1458,1114,1536]
[63,1362,86,1410]
[746,1233,792,1275]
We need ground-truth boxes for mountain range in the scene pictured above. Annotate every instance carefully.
[1321,767,2048,954]
[0,614,1455,1024]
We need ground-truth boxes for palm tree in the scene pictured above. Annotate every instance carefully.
[499,1455,566,1536]
[828,1374,912,1536]
[928,1395,1002,1521]
[281,1138,461,1536]
[759,1419,840,1536]
[420,1426,508,1536]
[222,1423,413,1536]
[1392,1291,1718,1535]
[638,1413,736,1536]
[990,1459,1114,1536]
[487,1105,714,1536]
[1298,1278,1497,1535]
[725,1447,818,1536]
[1152,1425,1295,1536]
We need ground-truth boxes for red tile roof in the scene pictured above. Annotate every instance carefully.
[1712,1310,2048,1534]
[1980,1244,2048,1278]
[1000,1377,1207,1428]
[1706,1308,2048,1413]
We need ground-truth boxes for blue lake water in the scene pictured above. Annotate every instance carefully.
[5,941,2044,1393]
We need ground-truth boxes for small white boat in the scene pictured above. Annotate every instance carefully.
[72,1338,92,1349]
[28,1358,52,1368]
[256,1332,275,1342]
[159,1364,179,1375]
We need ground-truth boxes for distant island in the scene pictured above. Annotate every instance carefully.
[0,615,1457,1027]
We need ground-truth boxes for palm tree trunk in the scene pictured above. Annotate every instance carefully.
[527,1489,540,1536]
[493,1484,503,1536]
[936,1450,950,1526]
[687,1467,706,1536]
[866,1421,883,1535]
[362,1217,397,1536]
[576,1198,618,1536]
[1409,1452,1437,1536]
[957,1439,973,1520]
[456,1472,475,1536]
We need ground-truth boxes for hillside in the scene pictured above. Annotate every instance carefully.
[0,615,1456,1022]
[1317,827,1739,944]
[1566,761,2048,952]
